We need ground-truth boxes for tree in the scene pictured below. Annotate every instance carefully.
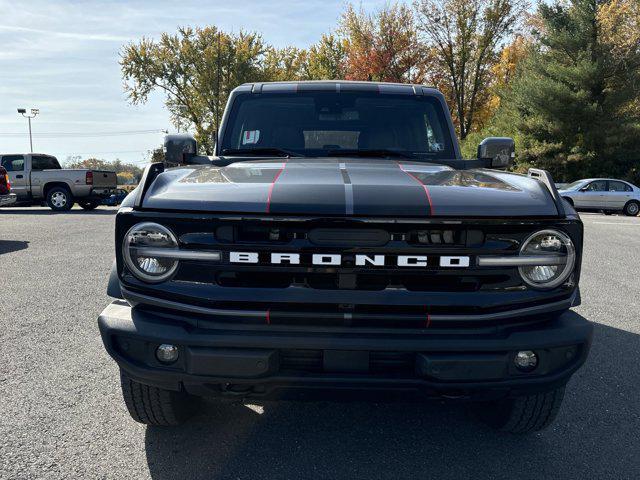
[302,34,347,80]
[121,27,267,154]
[65,157,143,184]
[263,46,307,81]
[414,0,528,139]
[117,171,136,185]
[148,147,165,164]
[339,3,424,83]
[505,0,640,181]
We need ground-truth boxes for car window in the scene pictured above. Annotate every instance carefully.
[1,155,25,172]
[31,156,61,171]
[564,180,587,190]
[608,181,632,192]
[585,180,607,192]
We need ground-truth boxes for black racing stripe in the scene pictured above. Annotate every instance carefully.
[267,160,346,215]
[345,161,432,216]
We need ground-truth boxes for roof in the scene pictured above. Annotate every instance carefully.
[235,80,442,96]
[577,178,632,182]
[0,153,55,156]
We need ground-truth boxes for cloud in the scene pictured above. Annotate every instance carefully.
[0,25,128,42]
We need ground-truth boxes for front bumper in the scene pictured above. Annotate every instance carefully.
[98,301,593,401]
[0,193,16,207]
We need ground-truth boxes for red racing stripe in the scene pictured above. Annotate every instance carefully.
[266,309,271,325]
[425,313,431,329]
[396,162,434,215]
[266,162,287,213]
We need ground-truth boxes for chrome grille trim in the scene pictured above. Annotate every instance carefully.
[477,255,566,267]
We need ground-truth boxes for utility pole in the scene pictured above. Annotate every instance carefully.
[17,108,39,153]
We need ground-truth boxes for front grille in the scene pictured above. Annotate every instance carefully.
[119,213,581,332]
[172,220,525,292]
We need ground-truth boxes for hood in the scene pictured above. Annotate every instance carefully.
[141,158,559,217]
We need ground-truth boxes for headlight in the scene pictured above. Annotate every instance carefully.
[518,229,575,289]
[123,222,179,283]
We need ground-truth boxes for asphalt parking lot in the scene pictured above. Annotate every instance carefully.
[1,207,639,480]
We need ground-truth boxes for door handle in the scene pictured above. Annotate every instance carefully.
[16,174,23,179]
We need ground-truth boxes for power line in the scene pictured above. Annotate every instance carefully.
[0,129,168,138]
[58,149,153,155]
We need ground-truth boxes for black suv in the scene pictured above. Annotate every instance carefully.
[98,81,592,433]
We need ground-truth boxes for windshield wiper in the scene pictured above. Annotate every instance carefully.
[221,147,302,158]
[326,149,413,159]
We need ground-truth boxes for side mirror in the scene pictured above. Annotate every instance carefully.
[477,137,515,170]
[164,134,206,166]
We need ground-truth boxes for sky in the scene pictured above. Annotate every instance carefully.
[0,0,399,166]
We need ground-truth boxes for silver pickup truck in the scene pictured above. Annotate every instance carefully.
[0,153,117,211]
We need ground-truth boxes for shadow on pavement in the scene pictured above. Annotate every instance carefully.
[144,316,639,479]
[0,208,116,215]
[0,239,29,255]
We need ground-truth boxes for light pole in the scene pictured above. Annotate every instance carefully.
[17,108,39,153]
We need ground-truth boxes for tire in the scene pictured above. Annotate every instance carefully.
[46,186,74,211]
[623,201,639,216]
[120,370,197,426]
[475,386,565,434]
[79,200,100,210]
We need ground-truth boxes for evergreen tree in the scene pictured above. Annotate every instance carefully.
[506,0,640,181]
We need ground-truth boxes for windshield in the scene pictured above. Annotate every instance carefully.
[563,180,588,190]
[220,92,455,160]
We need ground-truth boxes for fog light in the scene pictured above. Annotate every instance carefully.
[514,350,538,372]
[156,344,179,364]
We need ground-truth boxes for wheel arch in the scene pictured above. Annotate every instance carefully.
[623,199,640,213]
[43,181,73,197]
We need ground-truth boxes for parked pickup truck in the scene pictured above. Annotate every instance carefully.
[0,166,17,207]
[98,81,593,434]
[0,153,117,211]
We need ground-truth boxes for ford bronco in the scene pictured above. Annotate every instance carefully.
[98,81,592,433]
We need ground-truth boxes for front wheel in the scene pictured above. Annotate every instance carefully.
[120,370,198,425]
[46,187,74,211]
[623,201,639,216]
[79,200,100,211]
[475,386,565,434]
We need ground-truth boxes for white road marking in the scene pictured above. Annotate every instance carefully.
[591,222,640,226]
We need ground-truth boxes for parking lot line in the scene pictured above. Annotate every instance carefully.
[590,221,640,226]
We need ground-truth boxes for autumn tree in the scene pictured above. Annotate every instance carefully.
[414,0,528,139]
[65,157,143,183]
[263,46,307,81]
[458,35,531,159]
[474,35,530,131]
[302,34,347,80]
[339,3,424,83]
[121,27,267,154]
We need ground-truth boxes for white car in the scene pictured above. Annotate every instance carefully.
[558,178,640,216]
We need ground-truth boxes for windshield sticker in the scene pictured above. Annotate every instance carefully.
[242,130,260,145]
